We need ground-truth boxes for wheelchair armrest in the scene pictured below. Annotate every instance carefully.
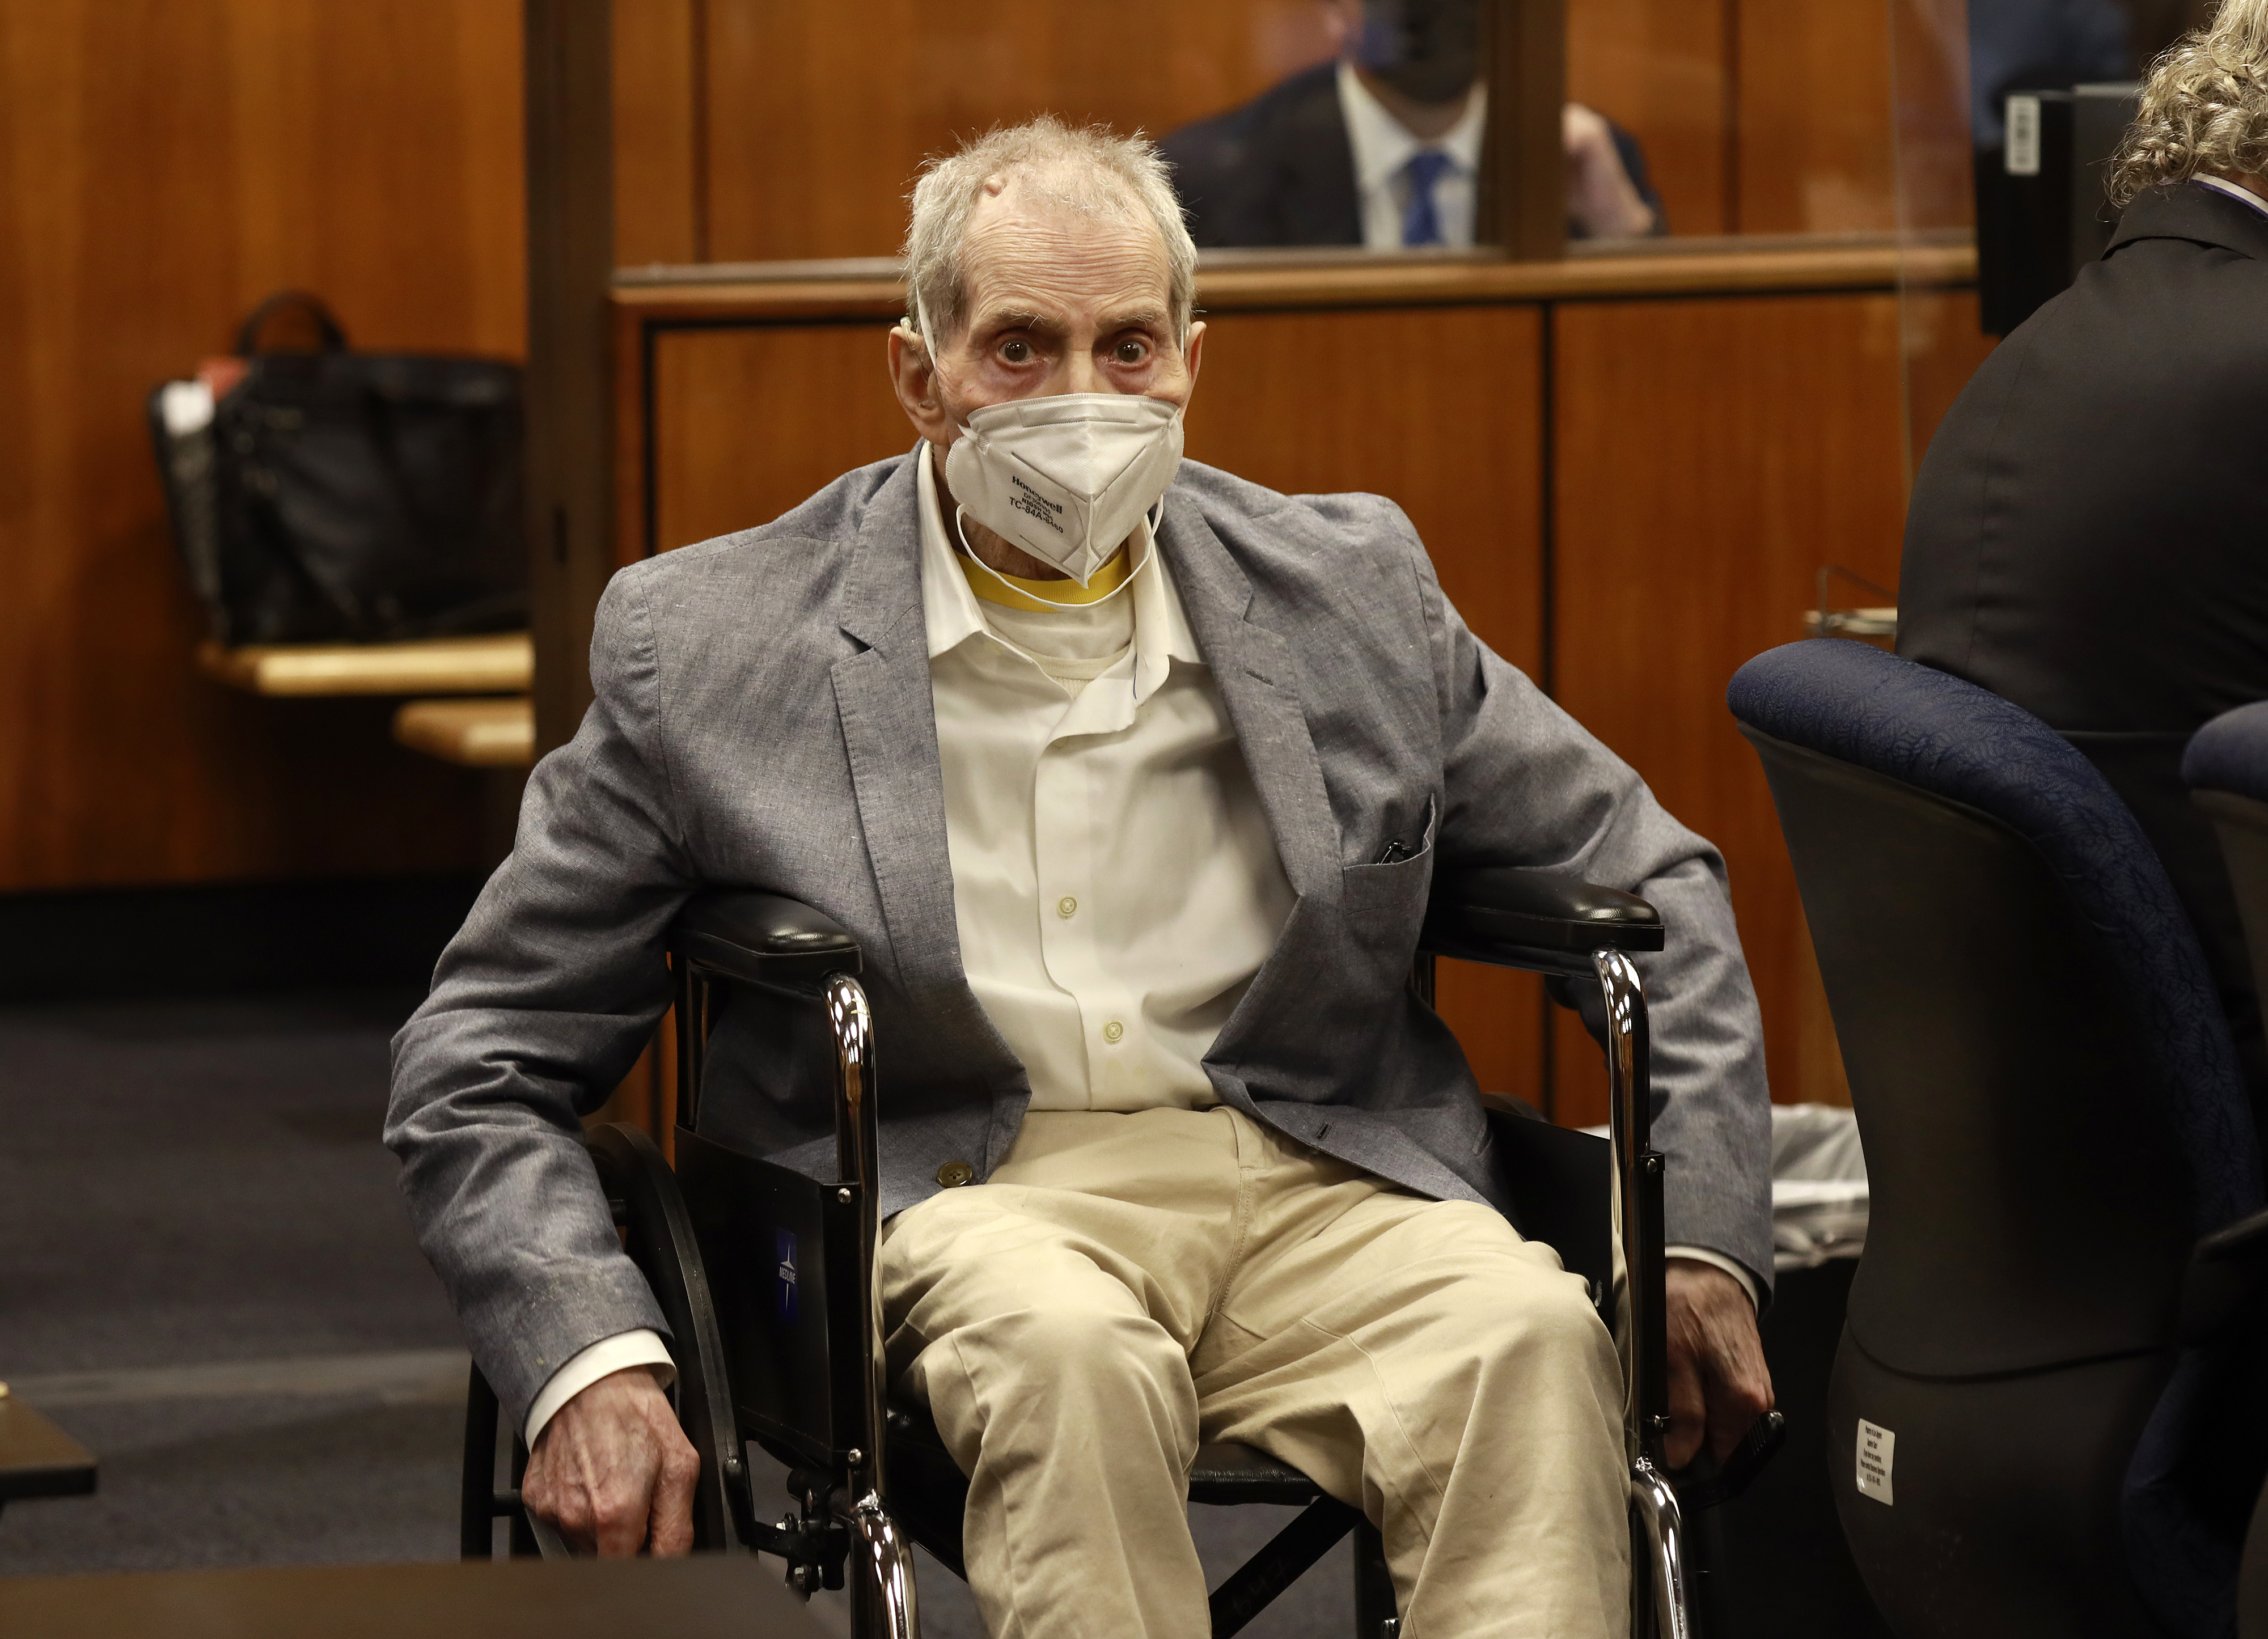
[1420,866,1664,975]
[671,890,862,995]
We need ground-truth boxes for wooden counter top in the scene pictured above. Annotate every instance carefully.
[392,696,535,768]
[611,234,1977,323]
[0,1388,97,1505]
[197,632,534,698]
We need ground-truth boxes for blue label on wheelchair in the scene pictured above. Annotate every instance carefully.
[776,1229,798,1322]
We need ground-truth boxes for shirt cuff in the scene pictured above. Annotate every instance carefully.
[1666,1246,1761,1309]
[523,1329,677,1450]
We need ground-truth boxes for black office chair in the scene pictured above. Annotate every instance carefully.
[1730,637,2268,1639]
[463,867,1783,1637]
[2185,701,2268,1639]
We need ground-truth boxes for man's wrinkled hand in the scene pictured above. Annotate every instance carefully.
[521,1365,700,1557]
[1662,1260,1774,1471]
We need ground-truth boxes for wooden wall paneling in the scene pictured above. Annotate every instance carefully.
[697,0,1337,264]
[612,0,702,266]
[648,323,915,555]
[1184,304,1548,1104]
[528,0,618,756]
[1734,0,1898,234]
[1565,0,1734,236]
[1483,0,1568,259]
[0,0,522,892]
[1550,291,1909,1124]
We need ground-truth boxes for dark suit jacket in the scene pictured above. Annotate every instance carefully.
[1161,62,1662,247]
[1898,181,2268,1125]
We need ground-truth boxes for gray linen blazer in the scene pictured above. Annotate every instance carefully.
[387,453,1773,1426]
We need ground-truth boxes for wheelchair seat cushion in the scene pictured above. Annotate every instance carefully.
[1729,638,2262,1234]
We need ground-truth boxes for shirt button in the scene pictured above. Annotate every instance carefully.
[936,1160,974,1188]
[1056,895,1078,918]
[1101,1020,1124,1044]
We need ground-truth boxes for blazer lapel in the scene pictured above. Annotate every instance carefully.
[1156,492,1342,911]
[830,461,1011,1068]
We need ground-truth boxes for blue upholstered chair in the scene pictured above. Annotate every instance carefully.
[2185,701,2268,1639]
[1728,637,2268,1639]
[2186,704,2268,1034]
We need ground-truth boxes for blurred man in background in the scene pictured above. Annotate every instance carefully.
[1163,0,1661,247]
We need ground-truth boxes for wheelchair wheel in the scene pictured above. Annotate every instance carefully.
[585,1120,753,1555]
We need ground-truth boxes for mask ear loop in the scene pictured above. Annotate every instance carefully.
[947,503,1157,613]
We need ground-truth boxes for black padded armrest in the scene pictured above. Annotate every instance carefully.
[1420,866,1664,974]
[670,891,861,994]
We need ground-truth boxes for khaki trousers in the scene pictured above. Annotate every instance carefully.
[880,1107,1628,1638]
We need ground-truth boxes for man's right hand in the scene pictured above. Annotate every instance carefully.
[520,1365,701,1557]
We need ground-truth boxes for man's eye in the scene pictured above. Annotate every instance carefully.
[1000,340,1031,363]
[1114,339,1148,365]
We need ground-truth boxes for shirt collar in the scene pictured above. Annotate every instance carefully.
[1334,58,1488,197]
[2194,175,2268,222]
[915,441,1203,693]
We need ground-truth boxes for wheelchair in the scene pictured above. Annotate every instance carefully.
[463,866,1783,1637]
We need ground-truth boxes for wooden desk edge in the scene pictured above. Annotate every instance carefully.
[1,1399,98,1502]
[610,241,1978,323]
[392,697,536,769]
[196,635,534,699]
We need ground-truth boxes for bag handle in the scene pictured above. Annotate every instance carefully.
[235,290,349,357]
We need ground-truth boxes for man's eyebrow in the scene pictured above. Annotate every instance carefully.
[1105,308,1170,332]
[974,308,1060,335]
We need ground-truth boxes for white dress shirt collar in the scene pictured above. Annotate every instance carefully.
[914,439,1202,700]
[1334,60,1488,207]
[2194,175,2268,221]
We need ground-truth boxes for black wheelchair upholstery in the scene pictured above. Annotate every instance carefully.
[463,866,1783,1637]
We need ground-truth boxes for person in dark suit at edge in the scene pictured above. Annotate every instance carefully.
[1897,0,2268,1129]
[1162,0,1664,248]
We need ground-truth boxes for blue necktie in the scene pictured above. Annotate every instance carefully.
[1400,150,1455,247]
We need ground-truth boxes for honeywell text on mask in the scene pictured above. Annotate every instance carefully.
[1010,474,1067,533]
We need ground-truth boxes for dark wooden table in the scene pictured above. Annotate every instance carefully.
[0,1555,828,1636]
[0,1393,96,1513]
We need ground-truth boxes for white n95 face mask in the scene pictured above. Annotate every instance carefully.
[942,393,1184,586]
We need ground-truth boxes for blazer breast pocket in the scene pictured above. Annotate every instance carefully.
[1340,848,1435,959]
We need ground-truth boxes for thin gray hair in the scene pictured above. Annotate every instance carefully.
[901,115,1198,346]
[2109,0,2268,204]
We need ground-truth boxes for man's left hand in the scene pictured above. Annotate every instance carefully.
[1662,1260,1774,1470]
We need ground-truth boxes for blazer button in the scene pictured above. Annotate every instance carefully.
[936,1160,975,1188]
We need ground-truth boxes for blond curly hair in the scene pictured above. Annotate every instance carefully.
[2109,0,2268,204]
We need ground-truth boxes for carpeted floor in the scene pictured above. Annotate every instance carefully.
[0,990,1353,1634]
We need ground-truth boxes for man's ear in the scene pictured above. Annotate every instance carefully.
[1183,320,1207,397]
[887,324,954,445]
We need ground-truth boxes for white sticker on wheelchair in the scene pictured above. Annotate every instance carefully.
[1856,1419,1895,1505]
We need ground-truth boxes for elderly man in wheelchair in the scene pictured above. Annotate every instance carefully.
[388,116,1778,1639]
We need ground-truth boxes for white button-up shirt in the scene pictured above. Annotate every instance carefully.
[919,443,1296,1111]
[1336,60,1488,251]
